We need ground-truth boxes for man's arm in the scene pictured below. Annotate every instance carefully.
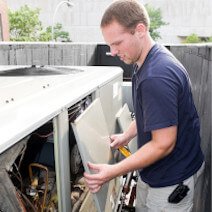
[84,125,177,193]
[114,125,177,175]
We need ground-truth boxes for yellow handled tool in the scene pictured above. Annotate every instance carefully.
[109,136,131,158]
[118,146,131,158]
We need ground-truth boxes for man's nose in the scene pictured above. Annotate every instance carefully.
[110,47,118,57]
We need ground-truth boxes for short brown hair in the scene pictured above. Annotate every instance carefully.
[101,0,150,30]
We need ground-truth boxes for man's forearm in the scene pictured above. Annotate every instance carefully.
[113,126,177,177]
[112,141,166,177]
[124,120,137,141]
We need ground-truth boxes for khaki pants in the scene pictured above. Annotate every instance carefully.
[135,162,205,212]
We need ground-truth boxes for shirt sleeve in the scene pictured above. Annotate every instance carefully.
[140,77,178,132]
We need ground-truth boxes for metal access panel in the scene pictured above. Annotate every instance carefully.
[71,98,118,212]
[98,76,123,134]
[116,104,137,154]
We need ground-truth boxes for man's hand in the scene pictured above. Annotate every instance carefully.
[109,133,129,149]
[110,120,137,149]
[83,162,116,193]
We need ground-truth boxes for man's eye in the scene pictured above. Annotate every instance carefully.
[114,42,121,46]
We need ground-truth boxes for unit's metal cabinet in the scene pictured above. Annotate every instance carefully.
[0,65,123,212]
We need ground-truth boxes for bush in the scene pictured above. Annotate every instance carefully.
[184,34,201,43]
[206,37,212,42]
[9,5,42,41]
[39,23,70,42]
[145,4,168,41]
[9,5,70,42]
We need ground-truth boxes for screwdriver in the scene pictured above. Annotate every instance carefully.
[109,136,131,158]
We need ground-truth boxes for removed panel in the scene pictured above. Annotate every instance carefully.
[71,98,114,212]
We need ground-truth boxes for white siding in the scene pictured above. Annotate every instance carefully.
[6,0,212,43]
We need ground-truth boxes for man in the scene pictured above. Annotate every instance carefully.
[84,0,204,211]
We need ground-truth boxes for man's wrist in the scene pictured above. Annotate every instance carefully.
[123,131,132,142]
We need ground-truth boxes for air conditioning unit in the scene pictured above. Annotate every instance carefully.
[0,65,126,212]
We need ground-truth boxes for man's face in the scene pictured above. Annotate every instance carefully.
[101,21,142,65]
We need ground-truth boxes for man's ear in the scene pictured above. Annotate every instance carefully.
[135,23,147,38]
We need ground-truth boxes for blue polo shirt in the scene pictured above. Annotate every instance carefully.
[132,44,204,187]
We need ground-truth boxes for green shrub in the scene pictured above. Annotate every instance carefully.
[184,34,201,43]
[206,37,212,42]
[9,5,70,42]
[145,4,168,41]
